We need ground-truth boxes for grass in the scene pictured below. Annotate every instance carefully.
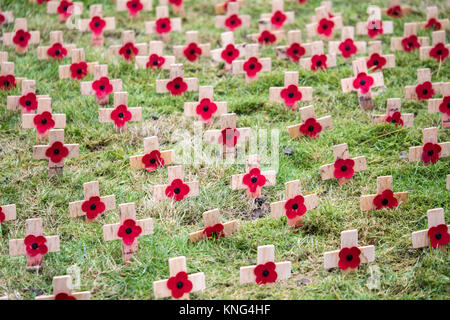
[0,0,449,300]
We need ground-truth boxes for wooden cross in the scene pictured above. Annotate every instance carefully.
[275,30,318,62]
[214,2,250,31]
[153,256,206,300]
[287,105,332,139]
[0,61,25,91]
[77,4,115,46]
[59,48,98,80]
[270,180,318,228]
[240,245,291,285]
[189,209,238,242]
[7,79,50,113]
[116,0,152,18]
[0,204,16,227]
[9,218,60,270]
[390,23,429,52]
[306,4,343,40]
[68,181,116,222]
[381,0,411,18]
[2,18,40,52]
[102,202,154,263]
[129,135,175,171]
[341,58,384,110]
[309,1,340,24]
[22,97,66,140]
[108,30,148,61]
[81,64,123,105]
[408,127,450,163]
[37,30,76,61]
[47,1,83,23]
[156,63,198,95]
[230,154,276,198]
[173,31,211,62]
[372,98,414,128]
[412,208,449,253]
[428,83,449,128]
[320,143,367,185]
[0,7,14,25]
[232,43,271,83]
[259,0,294,30]
[328,26,367,59]
[420,30,449,62]
[153,165,200,201]
[215,0,245,15]
[247,19,284,45]
[184,86,227,125]
[160,0,184,15]
[269,71,313,110]
[299,41,337,71]
[360,176,408,211]
[135,40,176,70]
[204,113,251,159]
[98,91,142,132]
[356,6,393,39]
[145,5,182,41]
[364,41,396,71]
[418,6,449,30]
[35,275,91,300]
[33,129,80,176]
[210,32,246,71]
[404,68,449,101]
[324,229,375,273]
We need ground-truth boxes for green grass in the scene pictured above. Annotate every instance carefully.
[0,0,449,300]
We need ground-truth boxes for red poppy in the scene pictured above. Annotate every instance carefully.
[117,219,142,245]
[352,72,374,93]
[165,179,190,201]
[243,57,262,78]
[81,196,106,219]
[33,111,55,133]
[243,168,266,193]
[439,96,450,116]
[415,81,434,100]
[55,293,77,300]
[167,271,193,299]
[427,224,450,249]
[385,112,403,127]
[0,207,5,223]
[47,42,68,60]
[169,0,183,5]
[142,150,165,171]
[203,223,225,239]
[401,35,420,52]
[218,128,240,147]
[317,18,334,37]
[0,14,5,25]
[224,0,237,10]
[338,246,361,270]
[57,0,74,17]
[299,117,322,139]
[271,10,286,28]
[166,77,188,96]
[126,0,143,16]
[421,142,441,164]
[37,0,50,3]
[254,262,277,285]
[92,76,113,99]
[280,84,302,106]
[110,104,132,127]
[373,189,398,209]
[155,17,171,34]
[221,43,240,64]
[89,16,106,35]
[19,92,38,112]
[258,30,276,45]
[367,20,383,38]
[224,14,242,31]
[286,43,305,62]
[429,43,449,62]
[183,42,202,62]
[13,29,31,48]
[387,5,402,18]
[338,38,357,58]
[333,158,355,179]
[425,18,441,31]
[119,42,139,61]
[284,195,307,219]
[45,141,69,163]
[70,62,88,80]
[24,235,48,257]
[310,54,327,71]
[297,0,308,2]
[146,53,166,69]
[196,98,217,120]
[0,75,16,90]
[366,53,386,71]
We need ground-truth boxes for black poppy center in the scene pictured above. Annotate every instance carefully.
[428,150,434,156]
[41,118,47,124]
[203,106,209,112]
[4,81,9,86]
[90,204,96,210]
[346,254,353,261]
[176,281,184,289]
[174,83,180,89]
[408,42,413,47]
[53,149,60,155]
[293,49,298,54]
[32,243,39,250]
[322,24,328,29]
[19,36,24,41]
[77,68,82,74]
[360,80,366,86]
[308,126,314,132]
[391,119,396,123]
[150,158,156,164]
[161,23,166,28]
[422,89,428,95]
[292,203,299,210]
[190,49,195,55]
[393,11,398,16]
[373,60,379,65]
[447,103,450,109]
[437,50,442,55]
[174,187,181,194]
[25,100,31,106]
[117,112,125,119]
[288,92,294,98]
[153,60,159,65]
[251,177,258,183]
[99,85,105,90]
[341,165,347,171]
[264,37,269,42]
[132,3,137,7]
[230,19,235,25]
[316,60,322,66]
[382,199,388,205]
[276,17,280,22]
[227,50,233,56]
[55,49,61,55]
[345,46,351,51]
[262,270,269,277]
[125,227,133,234]
[126,49,131,55]
[435,232,442,240]
[249,64,255,69]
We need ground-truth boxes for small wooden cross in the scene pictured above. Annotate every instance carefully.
[418,6,449,30]
[37,30,76,61]
[135,40,176,70]
[9,218,60,270]
[320,143,367,185]
[408,127,449,163]
[214,2,250,31]
[7,79,49,113]
[35,275,91,300]
[240,245,291,285]
[77,4,116,46]
[189,209,238,242]
[59,48,98,80]
[428,86,449,128]
[98,91,142,132]
[210,32,246,71]
[372,98,414,128]
[299,41,337,71]
[102,202,154,263]
[275,30,318,62]
[81,64,123,105]
[230,154,276,198]
[2,18,40,53]
[173,31,211,62]
[269,71,313,110]
[360,176,408,211]
[270,179,319,227]
[129,135,175,171]
[309,1,340,24]
[116,0,152,18]
[259,0,294,30]
[412,208,449,253]
[247,19,285,45]
[328,26,367,59]
[153,256,206,300]
[0,61,25,91]
[47,1,83,23]
[287,105,332,139]
[324,229,375,273]
[68,181,116,222]
[145,5,182,41]
[404,68,449,101]
[33,129,80,176]
[381,0,411,18]
[341,58,384,110]
[390,23,429,52]
[306,4,343,40]
[108,30,148,61]
[0,7,14,25]
[153,165,200,201]
[364,41,396,71]
[156,63,198,95]
[215,0,245,15]
[184,86,227,125]
[160,0,184,15]
[420,30,449,62]
[356,6,393,39]
[0,204,16,227]
[232,43,271,83]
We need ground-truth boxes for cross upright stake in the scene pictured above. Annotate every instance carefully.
[269,71,313,110]
[0,204,17,229]
[81,64,123,105]
[210,32,246,71]
[360,176,408,211]
[390,23,429,52]
[37,30,76,61]
[153,165,200,202]
[156,63,198,95]
[108,30,148,62]
[365,41,396,72]
[382,0,411,18]
[306,4,343,40]
[184,85,227,125]
[299,41,337,71]
[214,2,250,32]
[2,18,40,53]
[77,4,115,46]
[259,0,294,30]
[356,6,393,40]
[287,105,332,139]
[35,275,91,300]
[372,98,414,128]
[135,40,176,70]
[59,48,98,80]
[7,79,50,113]
[99,91,142,132]
[232,43,271,83]
[412,208,449,253]
[189,209,238,242]
[328,26,367,59]
[418,6,449,31]
[173,31,211,62]
[420,30,449,63]
[145,5,182,41]
[47,1,83,23]
[275,30,318,63]
[404,68,449,101]
[116,0,152,18]
[129,136,175,171]
[408,127,449,164]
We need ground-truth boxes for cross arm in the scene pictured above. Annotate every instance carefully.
[320,156,367,180]
[9,235,60,256]
[68,195,116,217]
[288,116,332,138]
[239,261,291,284]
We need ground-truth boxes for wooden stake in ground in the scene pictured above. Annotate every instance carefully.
[156,63,198,96]
[287,105,332,139]
[259,0,294,30]
[1,61,26,92]
[324,229,375,273]
[408,127,449,164]
[108,30,148,62]
[372,98,414,128]
[420,30,449,64]
[232,43,271,83]
[214,2,250,32]
[98,91,142,132]
[116,0,152,18]
[210,32,246,71]
[7,79,49,113]
[364,41,396,72]
[356,6,393,40]
[153,256,206,299]
[404,68,449,101]
[247,19,285,46]
[77,4,115,46]
[382,0,411,18]
[240,245,291,285]
[306,4,342,40]
[412,208,449,253]
[390,23,429,52]
[59,48,98,80]
[102,202,153,263]
[184,86,227,125]
[299,41,337,72]
[328,26,366,59]
[69,181,116,222]
[135,40,175,70]
[270,180,318,227]
[35,275,91,300]
[130,136,174,172]
[269,71,313,110]
[37,30,76,61]
[81,64,123,105]
[9,218,60,270]
[320,143,367,185]
[189,209,238,242]
[153,165,200,202]
[418,6,449,31]
[275,30,318,63]
[0,204,16,228]
[360,176,408,211]
[173,31,211,62]
[2,18,40,53]
[47,1,83,23]
[145,5,182,41]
